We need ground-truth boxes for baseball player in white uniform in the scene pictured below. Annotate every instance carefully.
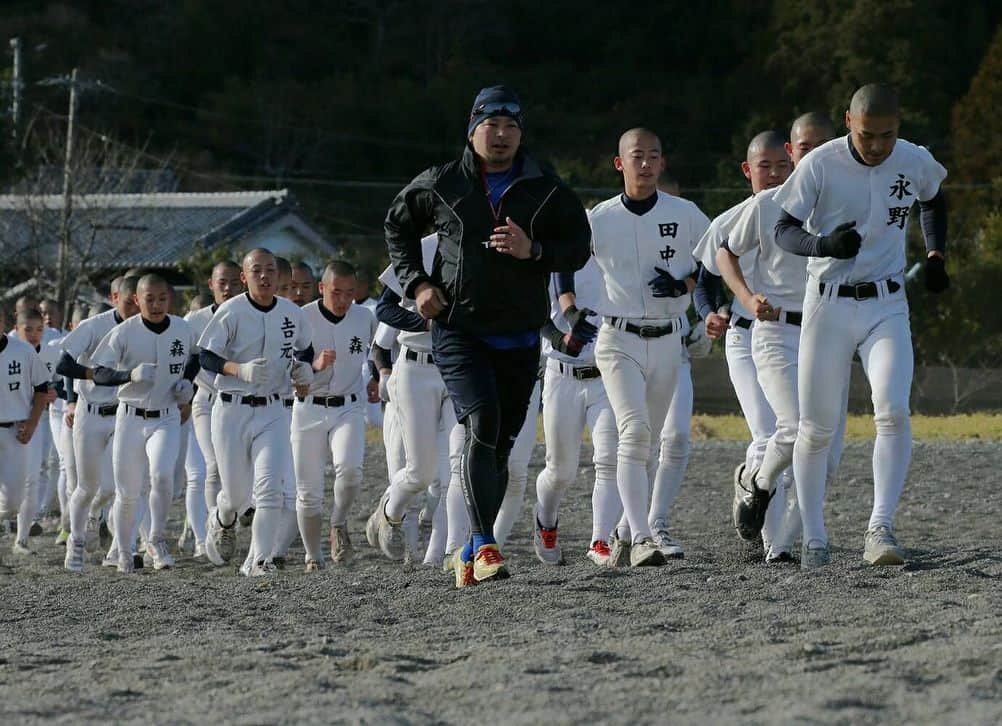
[293,261,375,571]
[35,301,69,527]
[184,261,243,558]
[57,276,140,573]
[716,131,804,562]
[91,274,197,572]
[54,305,88,545]
[533,259,617,565]
[0,317,51,555]
[198,248,313,576]
[591,127,709,567]
[773,84,949,568]
[353,268,383,429]
[8,309,58,554]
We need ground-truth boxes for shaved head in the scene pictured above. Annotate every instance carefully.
[137,273,168,293]
[211,260,240,277]
[275,256,292,278]
[243,247,275,269]
[119,276,140,298]
[323,260,356,283]
[791,112,835,140]
[747,131,787,161]
[618,127,662,156]
[16,308,42,326]
[849,83,900,118]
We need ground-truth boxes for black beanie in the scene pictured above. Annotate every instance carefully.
[468,85,523,137]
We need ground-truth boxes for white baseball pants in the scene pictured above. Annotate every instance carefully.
[0,426,29,519]
[69,405,116,541]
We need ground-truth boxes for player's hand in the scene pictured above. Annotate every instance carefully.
[236,358,271,385]
[819,221,862,259]
[172,379,194,405]
[291,360,314,387]
[16,419,37,444]
[294,384,310,398]
[648,267,689,298]
[747,293,780,322]
[179,403,192,425]
[685,321,713,359]
[64,403,75,428]
[378,371,391,403]
[924,254,949,293]
[705,311,730,340]
[415,282,448,319]
[312,349,336,372]
[489,217,533,259]
[130,363,157,384]
[366,377,380,404]
[562,306,598,346]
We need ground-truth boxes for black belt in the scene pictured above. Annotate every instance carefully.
[780,312,803,327]
[220,392,279,407]
[404,349,435,364]
[297,393,358,408]
[557,362,601,380]
[610,317,677,338]
[126,404,165,420]
[0,421,14,428]
[284,398,293,409]
[819,279,901,300]
[732,317,752,330]
[86,403,119,416]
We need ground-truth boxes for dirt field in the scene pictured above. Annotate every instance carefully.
[1,439,1000,724]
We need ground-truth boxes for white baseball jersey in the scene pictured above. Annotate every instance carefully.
[92,315,196,409]
[542,256,606,367]
[693,195,758,321]
[378,234,437,353]
[0,334,50,421]
[372,322,400,355]
[198,293,312,397]
[590,191,708,319]
[185,305,218,394]
[38,328,66,410]
[60,309,125,405]
[727,187,809,312]
[774,136,947,284]
[300,301,377,398]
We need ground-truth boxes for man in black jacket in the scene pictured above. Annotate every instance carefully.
[379,85,591,586]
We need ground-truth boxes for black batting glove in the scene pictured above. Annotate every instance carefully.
[563,305,598,345]
[819,221,862,259]
[648,267,689,298]
[924,255,950,293]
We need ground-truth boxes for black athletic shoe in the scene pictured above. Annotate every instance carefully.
[239,508,256,528]
[133,553,145,570]
[766,550,796,564]
[99,520,112,549]
[733,470,775,541]
[272,556,287,570]
[29,522,44,537]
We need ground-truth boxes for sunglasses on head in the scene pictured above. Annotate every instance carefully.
[474,101,522,117]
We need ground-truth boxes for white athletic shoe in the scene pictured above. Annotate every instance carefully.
[84,516,99,551]
[330,525,352,564]
[193,543,207,561]
[607,532,631,568]
[863,525,905,566]
[177,523,194,555]
[64,536,86,573]
[365,493,388,548]
[629,538,667,567]
[801,539,831,570]
[765,547,796,565]
[54,528,70,546]
[366,498,405,561]
[586,540,612,567]
[248,559,278,577]
[102,546,120,568]
[117,553,135,574]
[146,538,175,570]
[204,507,236,566]
[304,558,325,573]
[532,512,564,566]
[11,539,34,556]
[651,520,684,559]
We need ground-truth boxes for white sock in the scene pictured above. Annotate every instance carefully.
[648,439,688,529]
[591,471,622,544]
[869,418,911,530]
[185,483,209,546]
[535,467,561,529]
[148,477,172,543]
[445,475,469,555]
[793,438,829,545]
[297,510,323,564]
[423,490,448,565]
[617,460,652,543]
[250,506,281,564]
[493,469,527,548]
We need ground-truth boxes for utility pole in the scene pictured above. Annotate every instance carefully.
[56,67,78,316]
[9,37,21,138]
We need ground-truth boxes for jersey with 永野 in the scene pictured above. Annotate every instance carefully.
[590,191,709,320]
[773,136,947,284]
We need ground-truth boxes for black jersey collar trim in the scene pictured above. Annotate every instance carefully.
[113,311,124,324]
[621,191,658,216]
[318,300,346,325]
[847,134,872,167]
[245,291,278,313]
[142,317,170,334]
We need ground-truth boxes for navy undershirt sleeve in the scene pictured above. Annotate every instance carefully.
[183,353,200,382]
[775,211,825,257]
[694,265,726,320]
[555,272,576,296]
[376,287,427,333]
[56,351,91,380]
[199,349,226,375]
[294,344,314,364]
[919,190,947,254]
[92,366,131,386]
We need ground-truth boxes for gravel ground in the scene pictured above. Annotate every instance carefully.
[1,439,1000,724]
